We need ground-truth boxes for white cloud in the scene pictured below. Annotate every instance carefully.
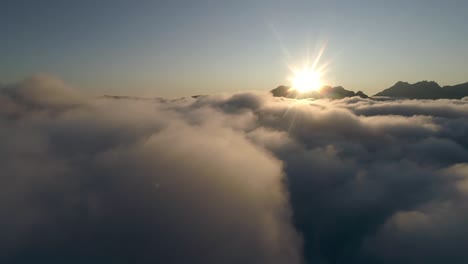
[2,75,468,263]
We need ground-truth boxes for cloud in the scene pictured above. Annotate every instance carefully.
[0,75,82,119]
[1,75,468,263]
[0,76,301,264]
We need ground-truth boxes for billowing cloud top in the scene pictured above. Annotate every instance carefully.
[1,76,468,264]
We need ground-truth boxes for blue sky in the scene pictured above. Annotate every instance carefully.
[2,0,468,96]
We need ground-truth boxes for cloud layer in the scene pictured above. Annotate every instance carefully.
[1,76,468,264]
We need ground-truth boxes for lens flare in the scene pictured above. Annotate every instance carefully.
[289,67,323,93]
[286,43,330,93]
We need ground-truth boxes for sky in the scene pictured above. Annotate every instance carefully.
[2,0,468,97]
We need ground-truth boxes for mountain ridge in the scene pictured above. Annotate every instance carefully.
[270,81,468,100]
[270,85,369,99]
[375,80,468,99]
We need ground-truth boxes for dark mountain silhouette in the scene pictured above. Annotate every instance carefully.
[375,81,468,99]
[270,85,368,99]
[441,82,468,99]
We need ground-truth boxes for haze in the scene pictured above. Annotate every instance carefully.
[2,0,468,96]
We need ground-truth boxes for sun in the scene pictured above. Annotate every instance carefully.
[286,43,329,93]
[289,67,323,93]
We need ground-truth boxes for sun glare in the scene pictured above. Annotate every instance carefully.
[286,43,329,93]
[289,67,323,93]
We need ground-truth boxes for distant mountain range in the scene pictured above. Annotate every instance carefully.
[270,85,368,99]
[374,81,468,99]
[271,81,468,100]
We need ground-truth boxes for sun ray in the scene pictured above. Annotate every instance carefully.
[286,43,329,94]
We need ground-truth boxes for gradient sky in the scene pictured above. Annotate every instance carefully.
[2,0,468,97]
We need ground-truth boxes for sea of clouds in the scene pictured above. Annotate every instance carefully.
[1,75,468,264]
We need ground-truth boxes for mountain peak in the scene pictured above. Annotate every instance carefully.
[270,85,368,99]
[413,80,441,89]
[375,80,468,99]
[394,81,410,86]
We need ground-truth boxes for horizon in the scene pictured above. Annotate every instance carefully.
[3,74,468,98]
[2,0,468,97]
